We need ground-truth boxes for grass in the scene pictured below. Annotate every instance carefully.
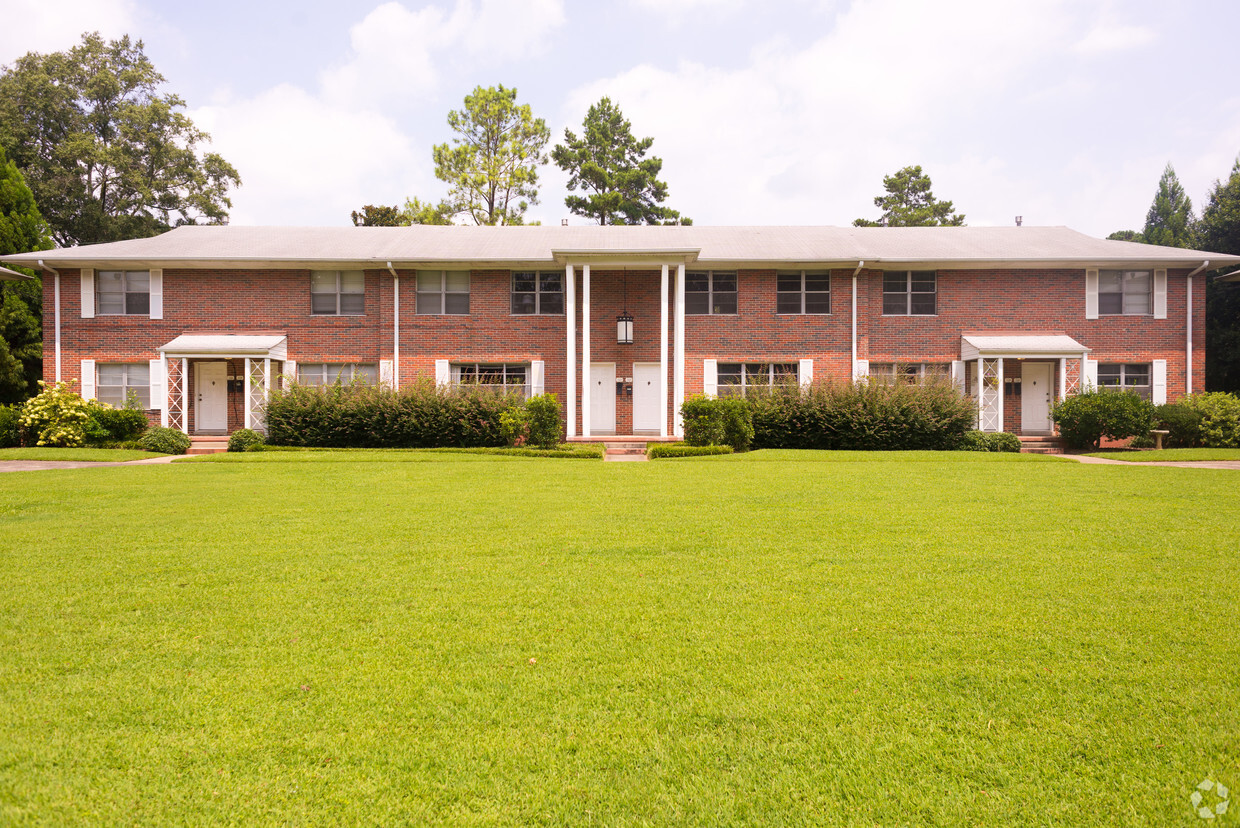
[0,451,1237,824]
[0,447,166,462]
[1086,447,1240,462]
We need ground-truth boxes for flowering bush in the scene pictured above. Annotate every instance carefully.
[17,380,92,447]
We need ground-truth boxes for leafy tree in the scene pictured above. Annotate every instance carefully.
[853,165,965,227]
[351,204,407,226]
[0,145,50,403]
[551,97,689,225]
[0,32,241,246]
[431,85,549,226]
[1199,157,1240,392]
[401,197,453,226]
[1142,163,1196,248]
[1106,230,1145,243]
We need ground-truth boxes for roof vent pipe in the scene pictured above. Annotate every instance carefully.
[1015,216,1023,227]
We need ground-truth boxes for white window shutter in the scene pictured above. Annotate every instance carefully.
[149,359,164,411]
[1083,358,1098,389]
[530,360,545,396]
[435,359,450,386]
[798,358,813,389]
[1085,269,1099,320]
[80,359,96,399]
[702,359,717,398]
[379,359,394,387]
[853,359,870,382]
[1152,359,1167,404]
[282,359,297,390]
[951,360,966,394]
[1153,269,1167,319]
[149,269,163,319]
[80,268,95,318]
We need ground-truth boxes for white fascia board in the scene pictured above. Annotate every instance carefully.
[0,264,35,280]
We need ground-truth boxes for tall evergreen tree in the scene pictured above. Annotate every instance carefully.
[853,165,965,227]
[1142,163,1196,248]
[1199,158,1240,392]
[0,145,51,402]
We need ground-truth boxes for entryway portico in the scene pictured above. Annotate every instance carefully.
[157,334,287,434]
[960,334,1090,434]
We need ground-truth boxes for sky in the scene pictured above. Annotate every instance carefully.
[3,0,1240,239]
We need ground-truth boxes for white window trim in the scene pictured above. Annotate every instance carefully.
[882,271,937,316]
[714,361,799,396]
[1096,362,1152,395]
[686,270,738,316]
[868,362,951,384]
[96,270,152,316]
[310,271,365,316]
[776,271,831,315]
[95,362,153,408]
[298,362,379,386]
[1097,269,1153,317]
[451,362,529,396]
[416,270,470,315]
[511,271,565,315]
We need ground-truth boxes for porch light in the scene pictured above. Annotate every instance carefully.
[617,311,634,344]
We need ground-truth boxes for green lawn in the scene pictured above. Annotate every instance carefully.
[0,447,166,462]
[1086,447,1240,462]
[1,451,1236,824]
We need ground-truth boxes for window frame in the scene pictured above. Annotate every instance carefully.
[96,270,151,316]
[868,362,951,385]
[298,363,379,386]
[716,362,798,396]
[416,270,470,315]
[310,270,366,316]
[1096,362,1151,398]
[96,362,151,408]
[776,270,831,315]
[511,271,565,315]
[882,270,937,316]
[451,362,529,397]
[686,270,738,315]
[1098,270,1152,316]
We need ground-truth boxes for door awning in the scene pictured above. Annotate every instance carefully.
[159,334,287,360]
[961,333,1089,361]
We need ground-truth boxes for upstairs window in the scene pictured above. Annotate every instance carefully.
[687,271,737,315]
[512,272,564,315]
[311,271,365,315]
[777,271,830,314]
[299,363,379,386]
[717,362,797,396]
[1098,270,1151,315]
[883,271,936,316]
[869,362,951,385]
[417,270,470,315]
[1097,363,1150,399]
[96,363,150,408]
[97,270,150,315]
[452,363,527,396]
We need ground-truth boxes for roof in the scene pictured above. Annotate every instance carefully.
[0,264,34,281]
[961,333,1089,360]
[159,334,287,360]
[2,224,1236,271]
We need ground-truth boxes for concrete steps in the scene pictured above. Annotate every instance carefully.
[1019,435,1065,455]
[603,441,648,461]
[187,436,228,455]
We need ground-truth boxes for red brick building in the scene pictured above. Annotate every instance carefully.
[4,224,1236,438]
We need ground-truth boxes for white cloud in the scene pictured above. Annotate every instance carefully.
[1073,23,1156,55]
[0,0,138,64]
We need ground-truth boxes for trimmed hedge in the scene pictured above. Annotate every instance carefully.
[1051,389,1156,450]
[138,426,191,455]
[958,430,1022,452]
[681,395,753,451]
[228,428,266,452]
[647,443,734,459]
[87,402,149,445]
[1172,392,1240,448]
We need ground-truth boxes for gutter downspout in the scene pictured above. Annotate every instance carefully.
[386,262,399,390]
[38,260,61,382]
[1186,260,1209,394]
[852,261,865,380]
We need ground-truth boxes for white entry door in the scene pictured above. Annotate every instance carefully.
[1022,362,1054,433]
[590,363,616,434]
[195,361,228,432]
[632,363,662,433]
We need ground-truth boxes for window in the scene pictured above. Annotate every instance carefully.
[869,362,951,385]
[417,270,470,315]
[452,363,527,396]
[777,271,830,314]
[512,272,564,315]
[687,271,737,315]
[1098,270,1151,315]
[717,363,797,396]
[883,271,936,315]
[97,363,150,408]
[1097,363,1151,399]
[299,363,379,386]
[311,271,365,315]
[97,270,150,315]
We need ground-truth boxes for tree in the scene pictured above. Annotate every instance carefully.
[431,85,549,226]
[1106,230,1145,243]
[0,145,51,403]
[400,197,453,226]
[853,165,965,227]
[1142,163,1196,248]
[0,32,241,246]
[351,205,407,226]
[1199,157,1240,392]
[551,97,689,225]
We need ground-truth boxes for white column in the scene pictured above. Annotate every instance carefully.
[976,357,984,428]
[673,262,685,438]
[244,357,253,430]
[180,359,188,432]
[996,358,1004,433]
[1082,352,1088,390]
[566,264,576,438]
[660,264,669,438]
[582,264,591,439]
[1058,358,1067,400]
[160,354,169,428]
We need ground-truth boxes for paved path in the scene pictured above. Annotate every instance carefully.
[0,455,181,472]
[1060,455,1240,469]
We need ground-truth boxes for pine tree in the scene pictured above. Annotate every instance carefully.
[1142,163,1196,248]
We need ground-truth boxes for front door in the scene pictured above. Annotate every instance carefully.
[195,361,228,432]
[1022,362,1054,434]
[590,363,616,434]
[632,363,662,433]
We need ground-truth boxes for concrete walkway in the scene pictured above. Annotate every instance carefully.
[0,455,181,472]
[1060,454,1240,470]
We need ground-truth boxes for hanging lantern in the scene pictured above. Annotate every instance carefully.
[617,311,634,344]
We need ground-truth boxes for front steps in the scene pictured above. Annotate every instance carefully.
[602,441,649,461]
[1019,435,1065,455]
[187,436,228,456]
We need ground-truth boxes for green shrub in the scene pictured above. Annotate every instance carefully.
[0,404,20,447]
[956,430,990,451]
[1154,402,1203,448]
[228,428,266,452]
[718,397,754,452]
[1051,389,1156,450]
[17,380,92,447]
[87,402,149,445]
[647,443,734,459]
[954,430,1020,452]
[498,405,529,446]
[1175,392,1240,448]
[681,394,726,447]
[987,432,1022,453]
[525,394,562,449]
[138,426,191,455]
